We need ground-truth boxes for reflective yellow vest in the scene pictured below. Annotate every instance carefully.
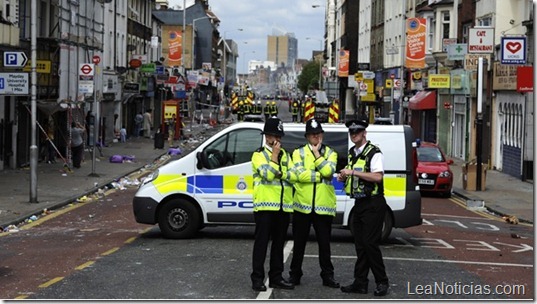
[252,146,297,212]
[292,144,337,216]
[344,141,383,198]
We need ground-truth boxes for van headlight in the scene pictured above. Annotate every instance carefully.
[141,170,159,186]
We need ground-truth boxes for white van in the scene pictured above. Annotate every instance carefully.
[133,122,422,240]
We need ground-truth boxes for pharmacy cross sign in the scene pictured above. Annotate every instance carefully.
[447,44,468,61]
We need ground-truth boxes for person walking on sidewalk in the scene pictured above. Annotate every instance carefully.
[143,109,153,138]
[337,119,389,296]
[288,118,340,289]
[134,112,143,137]
[71,121,85,169]
[250,117,297,292]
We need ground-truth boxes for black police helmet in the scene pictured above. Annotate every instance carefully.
[305,118,324,136]
[345,119,369,132]
[261,117,285,137]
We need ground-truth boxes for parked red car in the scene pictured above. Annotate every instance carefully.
[416,141,453,197]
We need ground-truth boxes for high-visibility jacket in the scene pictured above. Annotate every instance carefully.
[243,103,251,115]
[344,141,383,198]
[292,144,338,216]
[252,146,297,212]
[263,104,271,117]
[291,102,299,115]
[270,104,278,116]
[255,104,262,114]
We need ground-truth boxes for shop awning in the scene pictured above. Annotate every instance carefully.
[409,91,437,110]
[121,93,142,104]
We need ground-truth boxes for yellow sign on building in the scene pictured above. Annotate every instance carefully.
[429,74,450,88]
[385,79,393,88]
[23,60,52,73]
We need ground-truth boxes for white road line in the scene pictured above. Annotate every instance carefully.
[306,254,533,268]
[256,240,294,300]
[422,213,492,220]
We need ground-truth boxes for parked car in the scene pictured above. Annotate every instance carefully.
[416,141,453,197]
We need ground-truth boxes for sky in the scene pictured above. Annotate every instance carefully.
[168,0,326,73]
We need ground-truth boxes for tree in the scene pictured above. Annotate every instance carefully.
[297,61,320,94]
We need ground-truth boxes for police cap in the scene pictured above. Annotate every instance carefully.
[305,118,324,135]
[262,117,285,137]
[345,119,369,133]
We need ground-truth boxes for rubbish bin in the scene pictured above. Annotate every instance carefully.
[462,162,487,191]
[154,129,164,149]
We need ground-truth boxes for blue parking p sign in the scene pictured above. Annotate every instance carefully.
[3,52,28,67]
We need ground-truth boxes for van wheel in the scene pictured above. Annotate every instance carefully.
[381,212,393,242]
[158,199,200,239]
[349,209,393,242]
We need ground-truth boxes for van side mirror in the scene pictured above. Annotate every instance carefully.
[196,152,207,169]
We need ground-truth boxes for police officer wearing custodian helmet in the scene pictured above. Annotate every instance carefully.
[288,118,340,288]
[337,119,389,296]
[250,117,297,291]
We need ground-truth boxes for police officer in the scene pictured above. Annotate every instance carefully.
[251,117,297,291]
[288,118,339,289]
[337,119,389,296]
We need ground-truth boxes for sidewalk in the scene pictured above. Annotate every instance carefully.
[0,123,533,230]
[450,158,534,224]
[0,122,227,231]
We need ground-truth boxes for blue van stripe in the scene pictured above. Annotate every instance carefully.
[187,176,195,193]
[195,175,223,194]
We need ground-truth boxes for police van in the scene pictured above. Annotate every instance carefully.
[133,122,422,240]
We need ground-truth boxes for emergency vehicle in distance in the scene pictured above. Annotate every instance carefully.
[133,122,422,241]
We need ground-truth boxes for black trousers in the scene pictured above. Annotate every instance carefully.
[251,210,290,284]
[71,144,84,168]
[352,195,389,285]
[290,211,335,280]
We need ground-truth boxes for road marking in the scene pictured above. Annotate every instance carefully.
[75,261,95,270]
[422,213,491,220]
[39,277,64,288]
[125,236,137,244]
[307,254,533,268]
[15,295,29,299]
[102,247,120,256]
[256,240,294,300]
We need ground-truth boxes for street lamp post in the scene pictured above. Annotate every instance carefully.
[181,0,186,72]
[192,16,213,70]
[306,37,323,90]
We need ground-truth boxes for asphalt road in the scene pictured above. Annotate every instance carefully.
[1,189,532,300]
[1,101,532,300]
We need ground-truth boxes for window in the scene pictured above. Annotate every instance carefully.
[429,17,435,51]
[478,17,491,27]
[462,23,471,43]
[442,11,450,39]
[202,128,262,169]
[417,147,445,162]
